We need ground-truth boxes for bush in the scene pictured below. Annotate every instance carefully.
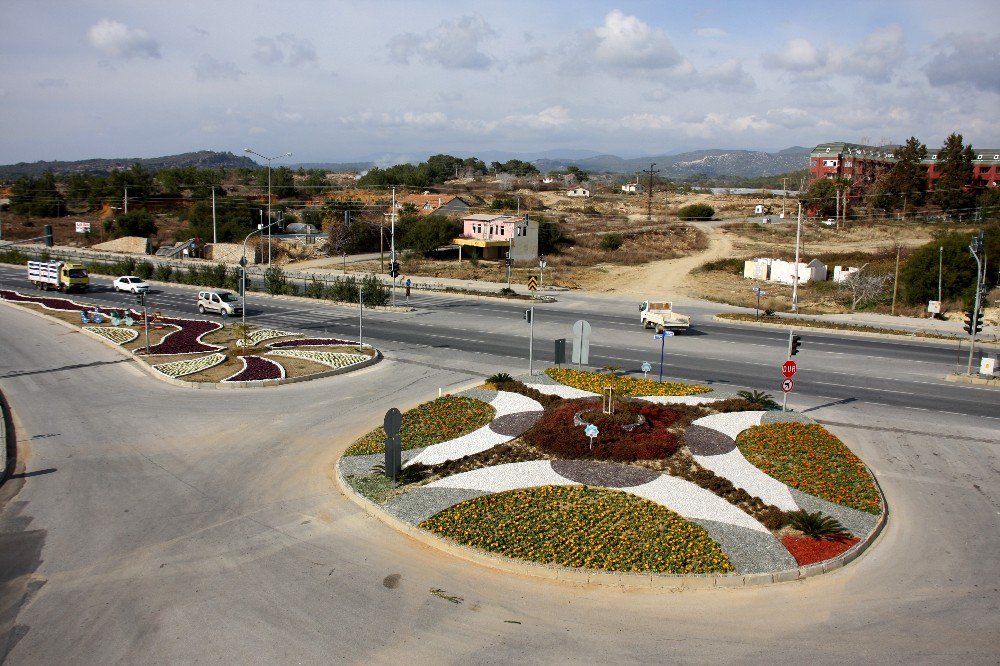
[677,203,715,220]
[599,233,624,251]
[111,257,137,276]
[698,257,745,274]
[205,262,228,288]
[135,261,154,279]
[786,510,847,539]
[154,264,173,282]
[263,266,288,295]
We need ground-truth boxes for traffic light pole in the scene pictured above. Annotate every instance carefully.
[967,245,984,375]
[527,307,534,376]
[783,329,792,412]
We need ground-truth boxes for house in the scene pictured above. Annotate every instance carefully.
[743,258,772,280]
[622,181,640,194]
[833,265,861,282]
[453,213,539,262]
[567,186,590,197]
[391,192,471,217]
[769,258,827,285]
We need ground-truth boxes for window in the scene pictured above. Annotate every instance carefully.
[500,226,505,235]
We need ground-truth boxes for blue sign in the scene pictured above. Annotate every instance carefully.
[641,361,652,373]
[584,424,599,438]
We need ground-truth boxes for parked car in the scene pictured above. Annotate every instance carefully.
[822,218,836,226]
[198,290,243,316]
[113,276,149,293]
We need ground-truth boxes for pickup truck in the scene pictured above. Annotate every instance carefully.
[27,260,89,292]
[639,300,691,333]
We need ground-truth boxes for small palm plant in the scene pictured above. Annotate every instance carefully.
[786,510,847,540]
[736,390,780,409]
[487,372,514,386]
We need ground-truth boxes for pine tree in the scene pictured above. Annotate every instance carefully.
[933,133,975,216]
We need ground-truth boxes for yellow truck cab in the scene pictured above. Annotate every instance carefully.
[27,260,90,292]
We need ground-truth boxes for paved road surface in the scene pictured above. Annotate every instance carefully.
[1,303,998,663]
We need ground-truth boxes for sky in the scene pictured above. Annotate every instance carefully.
[1,1,998,166]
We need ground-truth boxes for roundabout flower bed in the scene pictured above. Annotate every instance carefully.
[236,328,297,347]
[268,349,369,369]
[736,422,881,514]
[141,317,222,356]
[153,353,226,378]
[86,326,138,345]
[223,355,285,382]
[340,370,885,580]
[420,485,734,574]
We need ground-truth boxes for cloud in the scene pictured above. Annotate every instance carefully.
[702,59,756,91]
[194,55,243,82]
[86,19,161,60]
[765,107,812,129]
[835,24,905,83]
[36,78,68,89]
[694,27,728,39]
[389,16,496,70]
[504,105,570,129]
[762,37,826,73]
[924,32,1000,93]
[252,33,318,67]
[584,10,682,72]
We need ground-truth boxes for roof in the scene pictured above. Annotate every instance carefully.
[812,142,1000,165]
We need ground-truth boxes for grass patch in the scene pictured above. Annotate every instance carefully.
[736,422,881,514]
[345,473,395,504]
[420,485,734,574]
[545,367,711,397]
[344,396,496,455]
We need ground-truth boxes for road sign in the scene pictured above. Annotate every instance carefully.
[527,275,539,291]
[752,286,765,294]
[641,361,652,373]
[654,330,675,340]
[782,378,793,393]
[781,360,798,378]
[572,320,591,366]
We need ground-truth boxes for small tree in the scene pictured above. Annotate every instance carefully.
[677,203,715,220]
[263,266,288,295]
[841,268,892,310]
[599,233,624,251]
[933,133,976,216]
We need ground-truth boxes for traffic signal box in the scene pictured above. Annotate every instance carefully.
[964,311,983,336]
[790,335,802,356]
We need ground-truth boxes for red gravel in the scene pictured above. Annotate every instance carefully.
[781,535,859,566]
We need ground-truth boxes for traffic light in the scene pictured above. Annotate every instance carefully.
[389,261,400,278]
[44,225,54,247]
[523,309,532,323]
[964,311,983,335]
[505,252,512,267]
[135,292,145,306]
[790,335,802,356]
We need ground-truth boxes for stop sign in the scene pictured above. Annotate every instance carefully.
[782,360,797,378]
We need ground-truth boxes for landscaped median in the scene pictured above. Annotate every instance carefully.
[337,369,885,586]
[0,289,380,386]
[715,311,985,343]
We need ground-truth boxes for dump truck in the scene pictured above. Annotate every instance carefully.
[639,300,690,332]
[27,260,89,292]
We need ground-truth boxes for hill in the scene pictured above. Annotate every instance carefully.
[0,150,257,180]
[532,147,811,178]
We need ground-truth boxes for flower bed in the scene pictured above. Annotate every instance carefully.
[143,318,223,355]
[345,396,496,455]
[736,422,881,514]
[1,289,87,312]
[268,349,369,369]
[236,328,297,347]
[152,353,226,378]
[420,485,734,574]
[545,368,710,397]
[781,534,859,566]
[270,337,360,348]
[86,326,138,345]
[223,356,285,382]
[522,399,683,462]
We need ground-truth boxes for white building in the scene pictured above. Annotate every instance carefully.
[567,186,591,197]
[769,258,827,285]
[833,265,861,282]
[622,181,640,194]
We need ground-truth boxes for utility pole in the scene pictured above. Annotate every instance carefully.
[782,177,787,217]
[792,203,802,313]
[124,186,128,214]
[642,163,659,222]
[967,232,985,375]
[938,245,943,304]
[211,187,217,244]
[391,186,397,308]
[891,242,901,315]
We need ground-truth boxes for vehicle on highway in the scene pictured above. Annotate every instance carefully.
[640,300,691,332]
[198,290,243,316]
[27,260,89,292]
[113,276,150,293]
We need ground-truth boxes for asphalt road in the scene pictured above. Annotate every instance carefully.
[1,298,998,663]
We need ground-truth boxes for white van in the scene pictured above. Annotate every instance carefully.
[198,291,243,316]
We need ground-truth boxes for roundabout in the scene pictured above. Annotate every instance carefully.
[337,369,885,583]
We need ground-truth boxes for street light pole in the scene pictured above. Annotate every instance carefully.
[241,222,275,328]
[792,202,802,312]
[938,245,944,304]
[244,148,292,268]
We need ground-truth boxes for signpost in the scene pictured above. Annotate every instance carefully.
[383,408,402,480]
[653,330,674,383]
[572,320,591,369]
[527,275,538,293]
[782,378,794,393]
[782,360,797,378]
[641,361,652,380]
[539,256,547,289]
[752,286,766,320]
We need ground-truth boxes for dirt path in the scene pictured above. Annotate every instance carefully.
[580,225,734,297]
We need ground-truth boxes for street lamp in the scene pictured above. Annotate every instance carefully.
[241,221,277,328]
[244,148,292,267]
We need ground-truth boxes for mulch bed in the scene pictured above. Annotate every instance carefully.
[684,424,737,456]
[550,459,661,488]
[781,535,859,566]
[489,411,544,437]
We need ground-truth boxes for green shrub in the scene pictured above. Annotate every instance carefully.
[111,257,137,276]
[154,264,173,282]
[487,372,514,385]
[677,203,715,220]
[135,261,154,279]
[304,276,325,299]
[206,262,228,288]
[736,390,779,409]
[599,233,624,251]
[786,510,847,539]
[698,257,745,274]
[263,266,288,295]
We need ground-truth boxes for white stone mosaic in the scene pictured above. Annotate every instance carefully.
[693,411,766,441]
[268,349,369,369]
[86,326,138,345]
[152,353,226,378]
[523,382,596,399]
[625,475,770,533]
[426,460,576,492]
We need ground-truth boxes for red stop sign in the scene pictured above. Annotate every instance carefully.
[782,360,797,378]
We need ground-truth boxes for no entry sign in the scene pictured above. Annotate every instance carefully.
[782,378,794,393]
[782,360,798,378]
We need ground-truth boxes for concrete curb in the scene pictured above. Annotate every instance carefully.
[945,373,1000,386]
[712,314,1000,349]
[0,299,383,389]
[334,447,888,590]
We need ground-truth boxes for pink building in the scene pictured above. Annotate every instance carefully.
[454,214,539,262]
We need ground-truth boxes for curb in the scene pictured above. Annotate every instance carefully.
[712,314,1000,348]
[945,372,1000,387]
[0,298,383,389]
[334,445,888,590]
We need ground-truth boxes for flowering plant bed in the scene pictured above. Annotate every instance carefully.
[236,328,297,347]
[223,356,285,382]
[268,349,369,369]
[781,534,860,566]
[736,422,881,514]
[420,485,734,574]
[270,337,361,348]
[153,353,227,378]
[140,317,223,356]
[344,396,496,455]
[545,368,710,397]
[0,289,87,312]
[86,326,138,345]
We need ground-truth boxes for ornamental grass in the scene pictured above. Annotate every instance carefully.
[344,396,495,455]
[736,422,881,514]
[545,368,710,397]
[421,485,733,574]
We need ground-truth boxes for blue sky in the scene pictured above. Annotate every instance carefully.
[1,1,997,165]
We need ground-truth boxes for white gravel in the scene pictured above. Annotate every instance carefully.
[523,382,596,399]
[636,395,729,406]
[625,475,770,533]
[426,460,576,492]
[693,449,799,511]
[491,390,543,416]
[693,411,766,440]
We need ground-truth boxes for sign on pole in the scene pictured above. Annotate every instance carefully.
[782,378,794,393]
[781,360,797,379]
[527,275,539,292]
[572,320,591,367]
[383,407,402,480]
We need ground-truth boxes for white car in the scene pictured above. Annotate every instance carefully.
[822,218,836,226]
[113,276,150,293]
[198,290,243,316]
